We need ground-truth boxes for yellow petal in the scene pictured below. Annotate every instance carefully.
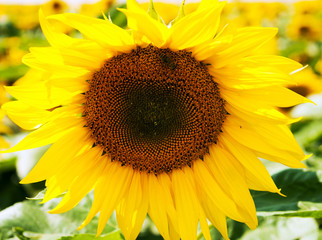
[23,53,90,78]
[29,47,105,70]
[119,8,169,47]
[3,116,83,153]
[116,171,148,240]
[78,163,133,235]
[211,65,294,90]
[147,174,171,240]
[192,27,233,61]
[40,10,107,59]
[220,133,280,193]
[225,102,299,126]
[197,0,219,11]
[198,210,211,240]
[49,13,134,51]
[172,168,199,240]
[2,101,51,130]
[209,27,278,68]
[224,117,306,168]
[48,152,106,213]
[168,2,225,50]
[244,55,303,74]
[192,160,243,222]
[5,82,78,109]
[222,86,312,108]
[20,126,91,184]
[43,147,104,204]
[158,173,179,232]
[207,145,257,229]
[39,9,78,49]
[201,197,229,240]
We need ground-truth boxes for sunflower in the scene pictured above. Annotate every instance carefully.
[41,0,68,16]
[0,86,11,150]
[279,67,322,114]
[287,67,322,97]
[139,1,199,25]
[80,0,115,18]
[2,0,311,239]
[294,0,322,15]
[3,4,40,30]
[287,15,322,41]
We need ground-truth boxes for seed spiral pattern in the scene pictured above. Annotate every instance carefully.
[83,45,226,174]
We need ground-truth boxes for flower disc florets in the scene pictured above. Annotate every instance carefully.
[83,45,226,174]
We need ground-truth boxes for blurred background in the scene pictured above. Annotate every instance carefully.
[0,0,321,239]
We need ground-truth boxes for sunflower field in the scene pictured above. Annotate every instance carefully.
[0,0,321,239]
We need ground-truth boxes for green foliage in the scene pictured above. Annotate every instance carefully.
[0,22,20,37]
[58,231,123,240]
[251,169,322,211]
[241,217,319,240]
[0,194,122,240]
[295,119,322,157]
[107,4,127,29]
[0,65,29,83]
[198,169,322,239]
[257,202,322,218]
[0,156,28,211]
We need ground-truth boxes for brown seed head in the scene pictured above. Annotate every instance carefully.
[83,45,226,174]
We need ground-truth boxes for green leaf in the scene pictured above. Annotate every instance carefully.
[257,201,322,218]
[0,156,28,211]
[0,65,29,82]
[26,189,65,201]
[0,156,17,174]
[293,119,322,157]
[251,169,322,212]
[106,4,127,29]
[0,194,119,240]
[241,216,319,240]
[58,231,123,240]
[197,220,249,240]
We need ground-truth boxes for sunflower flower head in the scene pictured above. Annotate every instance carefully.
[2,0,312,239]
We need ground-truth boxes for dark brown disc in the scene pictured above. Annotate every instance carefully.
[83,45,226,174]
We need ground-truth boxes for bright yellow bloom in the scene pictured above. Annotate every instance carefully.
[255,36,278,55]
[80,0,115,17]
[287,15,322,41]
[279,67,321,114]
[287,67,322,97]
[41,0,71,33]
[316,59,322,75]
[0,86,11,149]
[3,4,40,29]
[2,0,311,239]
[294,0,322,15]
[41,0,68,16]
[262,2,287,20]
[139,2,199,25]
[0,37,27,68]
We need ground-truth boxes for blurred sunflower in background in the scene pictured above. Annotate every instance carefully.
[41,0,69,16]
[1,0,314,239]
[80,0,115,17]
[0,87,10,150]
[287,15,322,41]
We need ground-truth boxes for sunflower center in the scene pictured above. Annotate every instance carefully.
[299,26,310,36]
[53,1,62,10]
[83,45,226,174]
